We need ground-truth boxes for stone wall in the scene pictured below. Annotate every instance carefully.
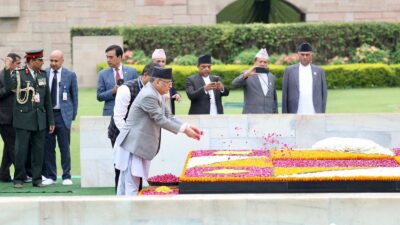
[286,0,400,21]
[1,194,400,225]
[0,0,235,78]
[80,114,400,187]
[1,0,400,87]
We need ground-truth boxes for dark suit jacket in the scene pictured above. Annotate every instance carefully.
[185,74,229,115]
[0,69,14,125]
[46,67,78,129]
[5,67,54,130]
[97,65,138,116]
[282,64,327,113]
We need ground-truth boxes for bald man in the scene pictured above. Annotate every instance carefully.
[42,50,78,186]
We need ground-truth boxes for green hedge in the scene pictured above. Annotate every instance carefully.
[97,63,400,90]
[72,22,400,64]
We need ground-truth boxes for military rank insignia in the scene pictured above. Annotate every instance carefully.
[38,78,47,86]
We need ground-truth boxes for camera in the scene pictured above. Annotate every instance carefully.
[117,78,125,86]
[255,67,269,74]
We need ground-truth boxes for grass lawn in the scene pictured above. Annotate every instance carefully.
[0,87,399,195]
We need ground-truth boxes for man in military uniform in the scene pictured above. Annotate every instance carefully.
[4,49,55,188]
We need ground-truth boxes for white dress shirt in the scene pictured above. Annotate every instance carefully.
[49,67,62,109]
[202,75,217,115]
[113,78,144,130]
[297,64,315,114]
[257,73,269,96]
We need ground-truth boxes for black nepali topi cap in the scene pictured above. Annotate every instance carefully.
[25,49,44,59]
[142,63,160,76]
[297,42,313,52]
[152,66,172,80]
[198,54,212,65]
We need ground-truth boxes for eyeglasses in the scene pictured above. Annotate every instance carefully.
[159,79,173,85]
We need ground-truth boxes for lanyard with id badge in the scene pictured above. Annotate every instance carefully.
[62,85,68,101]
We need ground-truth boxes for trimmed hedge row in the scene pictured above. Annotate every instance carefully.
[97,63,400,90]
[72,22,400,64]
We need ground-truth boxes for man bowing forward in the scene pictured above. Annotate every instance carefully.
[113,66,202,196]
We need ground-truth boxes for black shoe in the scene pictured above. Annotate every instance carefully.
[14,183,23,188]
[33,182,45,187]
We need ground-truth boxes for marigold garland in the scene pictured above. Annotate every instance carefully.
[273,167,367,176]
[200,156,272,168]
[179,149,400,183]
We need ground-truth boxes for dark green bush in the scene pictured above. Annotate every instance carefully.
[73,22,400,64]
[232,47,258,65]
[173,55,223,65]
[390,44,400,64]
[98,63,400,90]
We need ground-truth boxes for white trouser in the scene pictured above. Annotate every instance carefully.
[117,154,141,196]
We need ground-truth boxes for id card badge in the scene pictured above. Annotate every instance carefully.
[34,93,40,103]
[63,91,68,101]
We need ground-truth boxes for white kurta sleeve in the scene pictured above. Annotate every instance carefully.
[114,85,131,130]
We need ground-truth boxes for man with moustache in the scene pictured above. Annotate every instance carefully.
[4,49,55,188]
[113,67,202,195]
[282,42,327,114]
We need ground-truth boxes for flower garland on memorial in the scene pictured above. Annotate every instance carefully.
[180,149,400,183]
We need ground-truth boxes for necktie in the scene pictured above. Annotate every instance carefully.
[51,70,57,107]
[115,68,121,85]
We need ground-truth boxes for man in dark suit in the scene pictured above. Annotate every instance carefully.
[282,42,328,114]
[4,49,55,188]
[185,55,229,115]
[42,50,78,186]
[0,53,21,182]
[97,45,138,116]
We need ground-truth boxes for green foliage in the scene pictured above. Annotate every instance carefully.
[72,22,400,64]
[97,63,400,90]
[122,49,151,65]
[232,47,258,65]
[327,56,351,65]
[269,53,299,65]
[324,64,399,88]
[390,44,400,64]
[352,44,390,63]
[173,55,198,65]
[173,55,223,65]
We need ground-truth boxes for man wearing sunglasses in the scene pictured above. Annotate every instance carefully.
[151,49,181,114]
[282,42,327,114]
